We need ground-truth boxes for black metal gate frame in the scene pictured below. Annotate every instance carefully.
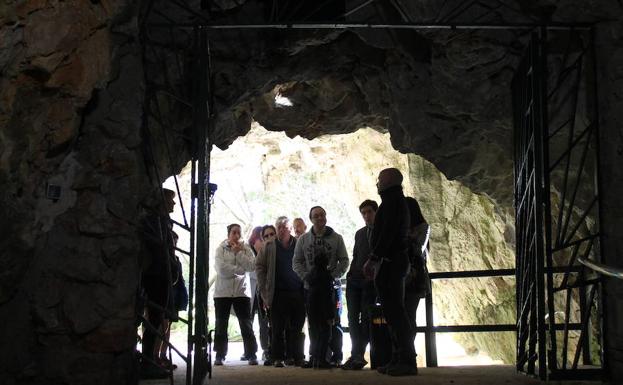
[512,27,604,381]
[139,2,605,384]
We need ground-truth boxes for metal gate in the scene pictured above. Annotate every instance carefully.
[512,28,604,381]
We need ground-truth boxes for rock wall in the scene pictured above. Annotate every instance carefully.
[1,2,149,384]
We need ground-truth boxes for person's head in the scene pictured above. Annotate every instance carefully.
[226,223,241,243]
[163,188,176,213]
[376,168,403,193]
[248,226,263,246]
[359,199,378,226]
[309,206,327,230]
[406,197,426,227]
[292,217,307,238]
[275,216,292,240]
[261,225,277,243]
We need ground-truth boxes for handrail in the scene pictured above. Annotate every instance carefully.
[578,256,623,280]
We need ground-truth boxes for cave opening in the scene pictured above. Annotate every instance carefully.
[161,121,516,376]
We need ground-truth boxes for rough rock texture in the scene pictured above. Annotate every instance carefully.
[1,2,148,384]
[1,0,623,383]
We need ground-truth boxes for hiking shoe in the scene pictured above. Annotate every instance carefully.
[214,357,224,366]
[248,357,258,366]
[240,355,248,361]
[274,360,285,368]
[263,358,273,366]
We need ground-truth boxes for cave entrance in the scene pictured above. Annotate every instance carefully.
[141,4,605,385]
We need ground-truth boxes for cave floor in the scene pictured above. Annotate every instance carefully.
[141,339,602,385]
[142,363,602,385]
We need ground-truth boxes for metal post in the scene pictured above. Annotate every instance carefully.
[424,291,437,367]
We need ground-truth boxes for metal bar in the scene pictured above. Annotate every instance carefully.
[138,315,189,363]
[572,285,597,369]
[185,26,199,385]
[415,323,583,333]
[429,268,515,279]
[171,219,191,232]
[589,25,607,377]
[344,0,376,18]
[535,27,548,380]
[146,21,594,31]
[424,291,437,367]
[192,26,211,385]
[548,123,591,173]
[578,257,623,279]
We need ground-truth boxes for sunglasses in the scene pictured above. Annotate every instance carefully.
[263,232,276,239]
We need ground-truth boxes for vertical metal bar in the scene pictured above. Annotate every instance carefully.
[589,26,605,372]
[192,26,210,385]
[424,291,437,367]
[185,25,199,385]
[533,27,549,380]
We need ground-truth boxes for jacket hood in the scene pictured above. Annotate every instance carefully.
[311,225,335,237]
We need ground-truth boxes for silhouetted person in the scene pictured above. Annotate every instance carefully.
[140,188,177,378]
[293,217,307,239]
[364,168,417,376]
[293,206,349,367]
[306,251,335,369]
[404,197,431,357]
[342,199,378,370]
[256,218,306,368]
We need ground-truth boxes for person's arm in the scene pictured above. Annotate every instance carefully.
[331,235,349,278]
[238,243,256,272]
[215,245,244,276]
[292,237,308,281]
[255,244,268,295]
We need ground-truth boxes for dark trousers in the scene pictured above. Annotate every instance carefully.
[404,290,421,352]
[375,261,416,364]
[252,292,270,353]
[346,279,376,360]
[142,277,168,360]
[309,314,332,363]
[270,290,306,361]
[214,297,258,359]
[306,286,343,362]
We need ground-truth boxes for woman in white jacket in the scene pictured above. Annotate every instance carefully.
[213,223,258,366]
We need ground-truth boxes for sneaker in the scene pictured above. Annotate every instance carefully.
[294,359,306,367]
[376,359,398,374]
[214,357,224,366]
[314,359,333,369]
[240,355,248,361]
[263,358,273,366]
[342,357,367,370]
[300,360,313,369]
[248,357,258,366]
[274,360,285,368]
[387,363,418,376]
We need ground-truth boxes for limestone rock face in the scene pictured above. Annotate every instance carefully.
[1,2,146,384]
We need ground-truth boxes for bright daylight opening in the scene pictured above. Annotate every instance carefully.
[164,122,515,367]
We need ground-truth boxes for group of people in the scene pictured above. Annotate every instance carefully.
[212,168,430,376]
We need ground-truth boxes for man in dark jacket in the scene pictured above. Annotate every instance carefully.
[364,168,417,376]
[342,199,378,370]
